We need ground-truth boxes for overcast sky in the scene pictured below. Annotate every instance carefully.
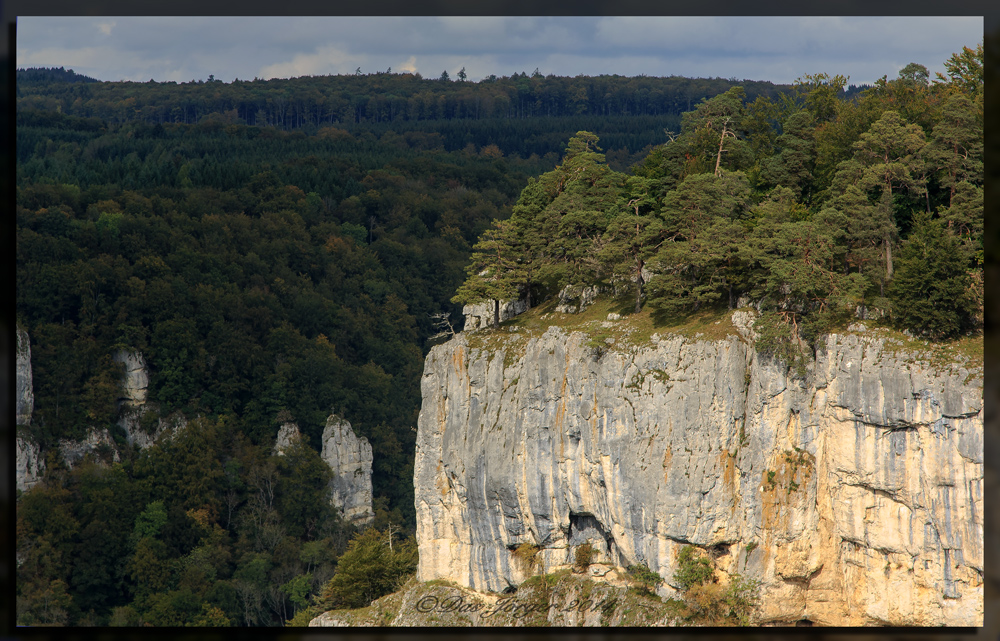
[15,16,984,87]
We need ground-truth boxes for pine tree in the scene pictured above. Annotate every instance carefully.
[599,176,665,312]
[925,94,983,208]
[316,528,416,610]
[451,219,520,328]
[646,170,751,314]
[888,211,975,340]
[761,109,816,201]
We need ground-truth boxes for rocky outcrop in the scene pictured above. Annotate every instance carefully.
[58,427,120,469]
[321,415,374,524]
[16,326,43,493]
[113,349,149,407]
[118,409,187,450]
[463,299,529,331]
[112,348,166,450]
[413,314,983,626]
[274,422,303,456]
[554,284,601,314]
[16,433,45,493]
[16,325,33,425]
[310,573,683,627]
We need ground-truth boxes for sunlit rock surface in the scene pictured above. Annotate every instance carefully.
[321,414,374,524]
[414,313,983,626]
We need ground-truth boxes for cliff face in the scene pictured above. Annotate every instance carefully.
[321,415,374,524]
[273,417,374,524]
[413,313,983,626]
[17,325,33,426]
[59,428,121,469]
[113,349,149,407]
[16,434,45,493]
[274,421,304,456]
[463,299,528,331]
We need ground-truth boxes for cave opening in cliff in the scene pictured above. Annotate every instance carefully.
[568,512,616,564]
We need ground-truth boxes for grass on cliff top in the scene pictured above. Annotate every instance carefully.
[854,319,984,374]
[466,297,740,356]
[464,297,983,381]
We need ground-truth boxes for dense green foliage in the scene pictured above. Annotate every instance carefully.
[17,416,354,627]
[15,68,800,173]
[672,545,761,626]
[456,46,984,360]
[16,109,554,499]
[626,564,664,595]
[15,70,555,626]
[888,211,979,339]
[16,66,788,128]
[314,527,418,611]
[673,545,714,591]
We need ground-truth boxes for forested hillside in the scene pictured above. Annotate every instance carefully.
[17,66,789,127]
[14,44,983,627]
[16,83,551,628]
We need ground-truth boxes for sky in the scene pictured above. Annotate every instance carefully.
[15,16,984,87]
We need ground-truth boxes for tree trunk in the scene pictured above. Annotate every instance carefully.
[714,121,730,177]
[635,260,644,314]
[884,235,893,280]
[493,299,500,328]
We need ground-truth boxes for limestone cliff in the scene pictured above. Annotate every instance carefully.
[16,326,45,492]
[463,299,528,331]
[112,348,170,450]
[113,349,149,407]
[413,311,983,626]
[14,331,176,491]
[16,432,45,493]
[58,428,121,469]
[273,421,304,456]
[321,415,374,524]
[273,417,373,523]
[16,325,33,426]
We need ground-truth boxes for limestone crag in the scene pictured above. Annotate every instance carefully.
[16,434,45,493]
[273,422,303,456]
[113,349,149,407]
[413,313,983,626]
[321,415,374,524]
[112,348,167,450]
[118,410,187,450]
[58,427,121,469]
[16,325,33,426]
[553,284,602,314]
[463,299,528,331]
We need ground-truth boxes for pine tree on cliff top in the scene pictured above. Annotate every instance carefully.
[452,219,520,328]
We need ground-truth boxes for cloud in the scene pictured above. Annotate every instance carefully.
[18,45,117,70]
[398,55,418,74]
[14,16,985,86]
[258,45,363,80]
